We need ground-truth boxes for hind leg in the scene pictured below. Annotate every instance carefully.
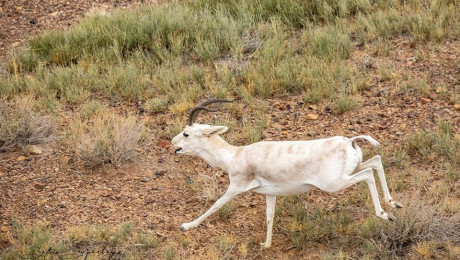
[347,168,395,220]
[356,155,403,208]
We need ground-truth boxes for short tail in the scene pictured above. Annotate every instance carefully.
[350,135,380,147]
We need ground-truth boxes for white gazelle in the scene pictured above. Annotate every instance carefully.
[171,99,402,248]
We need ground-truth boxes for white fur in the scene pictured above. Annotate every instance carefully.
[171,124,402,248]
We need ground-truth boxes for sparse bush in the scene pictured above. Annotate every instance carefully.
[1,221,72,260]
[406,121,460,166]
[67,112,143,166]
[217,203,235,219]
[306,25,351,60]
[334,95,359,114]
[145,96,169,114]
[0,97,54,151]
[214,235,236,255]
[379,66,394,82]
[80,100,106,119]
[358,198,460,259]
[402,78,429,96]
[1,221,159,260]
[277,195,354,249]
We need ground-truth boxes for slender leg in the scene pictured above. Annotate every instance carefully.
[180,186,242,231]
[356,155,403,208]
[348,168,395,220]
[261,195,276,248]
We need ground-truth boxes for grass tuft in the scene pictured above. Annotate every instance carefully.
[66,111,144,166]
[0,97,54,151]
[358,198,460,259]
[406,121,460,166]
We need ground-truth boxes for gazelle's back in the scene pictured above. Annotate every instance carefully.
[237,136,362,195]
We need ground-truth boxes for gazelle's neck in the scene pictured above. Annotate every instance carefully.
[197,135,240,172]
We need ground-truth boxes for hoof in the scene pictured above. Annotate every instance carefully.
[388,213,396,221]
[259,242,271,248]
[389,200,404,208]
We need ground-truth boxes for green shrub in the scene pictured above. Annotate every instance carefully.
[306,25,351,60]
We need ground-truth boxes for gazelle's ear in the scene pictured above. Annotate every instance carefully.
[203,126,228,136]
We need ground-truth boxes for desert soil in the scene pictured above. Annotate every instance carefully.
[0,1,459,259]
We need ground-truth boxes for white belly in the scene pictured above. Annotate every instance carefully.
[251,179,316,196]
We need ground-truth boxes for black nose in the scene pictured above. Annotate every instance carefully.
[175,148,182,154]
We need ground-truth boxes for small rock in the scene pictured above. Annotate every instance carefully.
[156,139,170,148]
[421,98,432,103]
[17,156,26,161]
[140,177,149,182]
[26,145,42,155]
[428,92,437,100]
[155,170,166,177]
[67,157,76,164]
[454,104,460,110]
[34,182,45,190]
[306,113,319,120]
[307,131,318,137]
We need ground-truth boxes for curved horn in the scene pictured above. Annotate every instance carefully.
[188,98,236,125]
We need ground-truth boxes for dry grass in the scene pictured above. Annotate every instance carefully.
[1,221,159,260]
[406,120,460,167]
[358,197,460,259]
[0,96,54,151]
[66,111,144,166]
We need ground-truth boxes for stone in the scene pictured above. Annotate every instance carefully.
[156,139,170,148]
[306,113,319,120]
[277,104,287,110]
[421,98,432,103]
[34,182,45,190]
[17,156,26,161]
[26,145,42,155]
[454,104,460,110]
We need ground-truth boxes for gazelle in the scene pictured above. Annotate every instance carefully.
[171,99,402,248]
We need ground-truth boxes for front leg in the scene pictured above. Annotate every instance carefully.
[181,186,242,231]
[261,195,277,248]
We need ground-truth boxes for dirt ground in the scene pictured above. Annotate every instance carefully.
[0,1,459,259]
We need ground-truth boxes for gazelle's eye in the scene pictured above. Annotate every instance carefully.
[183,133,189,137]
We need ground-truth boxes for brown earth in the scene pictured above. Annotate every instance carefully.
[0,1,460,259]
